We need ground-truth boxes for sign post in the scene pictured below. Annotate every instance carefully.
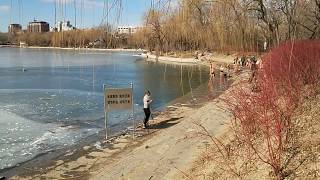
[103,84,134,140]
[131,83,135,139]
[103,84,108,139]
[104,111,108,139]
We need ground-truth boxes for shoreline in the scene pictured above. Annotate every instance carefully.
[1,73,218,178]
[2,45,145,52]
[2,45,236,67]
[143,53,200,64]
[7,70,233,179]
[137,52,236,66]
[86,71,238,180]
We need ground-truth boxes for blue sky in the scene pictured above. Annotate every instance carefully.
[0,0,152,32]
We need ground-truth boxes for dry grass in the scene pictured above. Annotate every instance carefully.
[185,91,320,180]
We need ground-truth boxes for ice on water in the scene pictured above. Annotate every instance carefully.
[0,90,101,170]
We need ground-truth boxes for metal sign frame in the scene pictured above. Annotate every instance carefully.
[103,83,134,140]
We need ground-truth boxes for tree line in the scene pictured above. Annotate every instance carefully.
[133,0,320,54]
[0,32,9,44]
[7,27,135,49]
[5,0,320,53]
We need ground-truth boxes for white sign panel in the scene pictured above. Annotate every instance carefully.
[104,88,133,112]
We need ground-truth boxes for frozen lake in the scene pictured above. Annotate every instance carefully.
[0,47,210,170]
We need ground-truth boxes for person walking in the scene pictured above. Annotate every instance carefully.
[143,91,152,128]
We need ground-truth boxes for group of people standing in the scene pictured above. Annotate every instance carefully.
[233,56,260,73]
[208,62,230,96]
[143,55,260,129]
[209,62,231,79]
[208,55,260,93]
[234,55,260,91]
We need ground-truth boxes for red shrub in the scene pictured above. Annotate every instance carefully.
[259,40,320,104]
[227,40,320,179]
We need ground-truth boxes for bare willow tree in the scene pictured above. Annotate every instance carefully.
[146,9,164,57]
[10,0,320,50]
[134,0,320,53]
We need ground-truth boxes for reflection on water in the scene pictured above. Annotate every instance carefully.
[0,48,210,170]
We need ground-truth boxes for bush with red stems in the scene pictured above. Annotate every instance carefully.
[226,40,320,179]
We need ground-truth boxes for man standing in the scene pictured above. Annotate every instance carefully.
[143,91,152,128]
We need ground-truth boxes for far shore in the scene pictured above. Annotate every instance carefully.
[0,45,13,48]
[1,45,145,52]
[26,46,144,52]
[142,53,200,64]
[1,45,237,67]
[137,52,236,66]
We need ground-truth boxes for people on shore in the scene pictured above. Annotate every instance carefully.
[249,59,258,91]
[218,65,228,89]
[194,51,199,59]
[256,58,262,69]
[226,64,232,77]
[219,65,228,77]
[234,57,240,74]
[240,56,246,66]
[143,91,153,128]
[209,62,215,78]
[219,65,224,75]
[208,77,215,99]
[208,62,216,98]
[233,57,238,65]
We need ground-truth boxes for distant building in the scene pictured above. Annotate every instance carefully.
[27,20,49,33]
[117,26,142,35]
[8,24,22,35]
[52,21,75,32]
